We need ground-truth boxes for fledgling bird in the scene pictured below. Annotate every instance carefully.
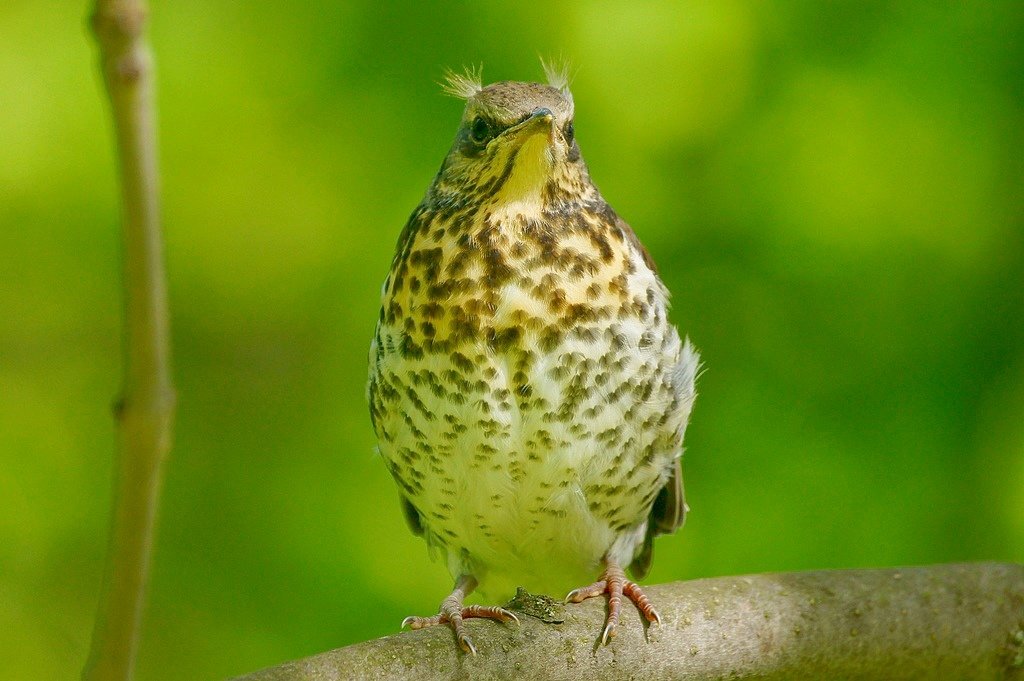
[367,65,699,654]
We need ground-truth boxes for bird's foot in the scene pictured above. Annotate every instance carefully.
[566,559,660,644]
[401,575,518,655]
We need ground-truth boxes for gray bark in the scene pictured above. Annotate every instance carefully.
[235,562,1024,680]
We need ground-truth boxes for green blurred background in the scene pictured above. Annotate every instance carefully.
[2,1,1022,678]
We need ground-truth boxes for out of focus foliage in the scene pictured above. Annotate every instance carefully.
[1,1,1021,678]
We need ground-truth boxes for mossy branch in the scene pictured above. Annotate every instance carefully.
[234,563,1024,681]
[83,1,175,680]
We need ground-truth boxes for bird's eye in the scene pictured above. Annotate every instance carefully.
[564,121,575,144]
[470,116,491,144]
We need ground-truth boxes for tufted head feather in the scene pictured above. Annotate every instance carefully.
[441,65,484,99]
[540,56,574,100]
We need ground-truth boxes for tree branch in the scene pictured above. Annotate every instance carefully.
[83,1,175,680]
[234,563,1024,681]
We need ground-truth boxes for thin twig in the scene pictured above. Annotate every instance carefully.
[83,1,175,680]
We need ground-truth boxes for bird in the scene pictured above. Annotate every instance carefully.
[366,64,700,654]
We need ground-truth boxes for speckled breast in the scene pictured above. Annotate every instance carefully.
[368,201,688,588]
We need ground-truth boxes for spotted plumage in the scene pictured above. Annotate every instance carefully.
[367,71,699,653]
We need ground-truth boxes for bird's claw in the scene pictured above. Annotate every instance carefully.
[401,603,518,655]
[566,560,661,645]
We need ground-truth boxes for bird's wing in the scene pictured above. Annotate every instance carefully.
[630,336,699,579]
[652,457,688,535]
[401,496,425,536]
[630,458,686,579]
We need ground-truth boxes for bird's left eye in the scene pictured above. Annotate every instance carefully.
[470,116,491,144]
[564,121,575,144]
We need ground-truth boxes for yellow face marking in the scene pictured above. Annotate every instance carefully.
[490,128,553,220]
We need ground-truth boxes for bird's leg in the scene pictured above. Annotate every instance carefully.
[566,558,661,644]
[401,574,519,655]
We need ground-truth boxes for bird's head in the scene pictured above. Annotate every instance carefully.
[432,66,590,212]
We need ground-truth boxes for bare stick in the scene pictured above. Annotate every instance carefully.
[83,2,175,680]
[233,563,1024,681]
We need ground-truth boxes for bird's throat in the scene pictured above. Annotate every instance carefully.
[492,133,553,218]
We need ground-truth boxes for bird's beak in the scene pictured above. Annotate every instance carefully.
[511,107,554,140]
[496,108,557,194]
